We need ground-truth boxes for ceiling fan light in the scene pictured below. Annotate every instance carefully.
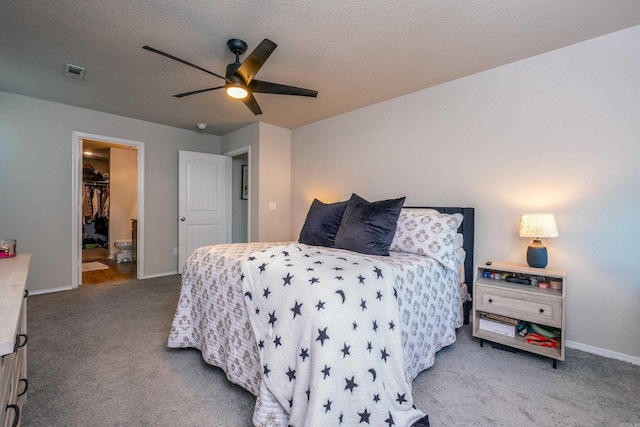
[226,85,248,99]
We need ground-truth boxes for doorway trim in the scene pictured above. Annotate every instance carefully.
[72,131,145,288]
[224,146,251,242]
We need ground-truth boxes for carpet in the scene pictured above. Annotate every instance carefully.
[81,261,109,272]
[22,275,640,427]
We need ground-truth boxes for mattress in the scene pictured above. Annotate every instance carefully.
[168,242,466,426]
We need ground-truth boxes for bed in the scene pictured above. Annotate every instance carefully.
[168,195,474,427]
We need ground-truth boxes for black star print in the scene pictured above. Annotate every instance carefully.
[248,256,256,261]
[358,408,371,424]
[389,320,395,330]
[393,287,398,299]
[316,327,329,346]
[288,398,293,408]
[373,394,380,403]
[263,364,270,377]
[316,300,325,310]
[381,347,390,362]
[282,272,294,286]
[373,266,383,278]
[314,260,323,265]
[263,288,271,299]
[333,266,344,271]
[258,340,264,350]
[286,367,296,382]
[291,301,303,318]
[358,275,366,284]
[306,267,314,272]
[258,262,267,273]
[241,273,245,281]
[396,393,407,405]
[367,341,373,352]
[306,387,310,401]
[304,254,311,258]
[352,321,358,330]
[268,311,278,326]
[335,275,344,281]
[345,376,358,393]
[341,343,351,357]
[372,320,378,332]
[321,365,331,379]
[385,411,395,427]
[255,307,260,315]
[309,277,319,285]
[337,256,347,261]
[360,299,367,310]
[339,413,344,424]
[376,290,383,300]
[282,251,290,257]
[324,399,332,413]
[299,348,309,361]
[274,336,282,347]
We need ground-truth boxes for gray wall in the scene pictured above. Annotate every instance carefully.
[291,26,640,361]
[0,91,221,292]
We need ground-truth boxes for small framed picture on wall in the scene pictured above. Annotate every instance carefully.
[241,165,248,200]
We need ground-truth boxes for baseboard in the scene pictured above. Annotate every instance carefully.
[565,340,640,366]
[28,285,74,296]
[141,271,179,279]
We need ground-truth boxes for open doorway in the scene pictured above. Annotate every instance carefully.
[72,132,145,288]
[225,146,251,243]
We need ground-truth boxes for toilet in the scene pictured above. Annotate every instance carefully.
[114,239,133,263]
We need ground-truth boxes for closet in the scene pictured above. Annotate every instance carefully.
[82,165,109,252]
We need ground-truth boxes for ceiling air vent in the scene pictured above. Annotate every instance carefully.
[64,63,86,80]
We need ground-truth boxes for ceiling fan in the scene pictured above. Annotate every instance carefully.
[143,39,318,115]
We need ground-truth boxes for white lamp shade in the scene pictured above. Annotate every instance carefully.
[519,213,559,238]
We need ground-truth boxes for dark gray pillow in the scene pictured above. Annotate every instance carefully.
[334,193,406,256]
[299,199,348,247]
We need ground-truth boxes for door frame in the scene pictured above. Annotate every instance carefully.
[224,146,251,242]
[71,131,145,288]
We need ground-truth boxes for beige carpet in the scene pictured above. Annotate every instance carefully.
[81,261,109,272]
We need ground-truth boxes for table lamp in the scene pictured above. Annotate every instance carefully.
[519,213,558,268]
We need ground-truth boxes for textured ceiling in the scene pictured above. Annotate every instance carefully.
[2,0,640,136]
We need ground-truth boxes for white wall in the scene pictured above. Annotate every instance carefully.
[109,146,138,255]
[221,122,292,242]
[257,123,292,242]
[291,26,640,361]
[0,91,221,292]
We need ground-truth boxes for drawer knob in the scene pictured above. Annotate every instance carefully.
[18,378,28,397]
[488,298,493,303]
[14,334,28,352]
[6,404,20,427]
[539,308,544,313]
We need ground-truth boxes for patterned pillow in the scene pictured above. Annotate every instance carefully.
[390,210,463,270]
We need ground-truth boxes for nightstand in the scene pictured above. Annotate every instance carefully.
[472,260,566,368]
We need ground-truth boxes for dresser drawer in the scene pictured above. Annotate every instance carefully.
[476,285,562,327]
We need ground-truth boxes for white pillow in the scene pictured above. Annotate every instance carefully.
[390,210,463,271]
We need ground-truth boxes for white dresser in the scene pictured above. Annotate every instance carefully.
[0,254,30,427]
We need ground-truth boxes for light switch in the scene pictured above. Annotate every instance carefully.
[269,202,277,210]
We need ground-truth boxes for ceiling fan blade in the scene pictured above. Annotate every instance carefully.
[173,86,225,98]
[235,39,277,84]
[242,93,263,115]
[249,79,318,97]
[142,45,226,80]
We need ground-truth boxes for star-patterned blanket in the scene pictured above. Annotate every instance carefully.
[242,243,427,427]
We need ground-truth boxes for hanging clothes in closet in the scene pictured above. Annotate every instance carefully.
[83,183,110,236]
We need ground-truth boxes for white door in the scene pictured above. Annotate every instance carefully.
[178,150,231,271]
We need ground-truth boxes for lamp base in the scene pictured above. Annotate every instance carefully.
[526,239,548,268]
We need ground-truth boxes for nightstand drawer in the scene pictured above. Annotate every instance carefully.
[476,285,561,327]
